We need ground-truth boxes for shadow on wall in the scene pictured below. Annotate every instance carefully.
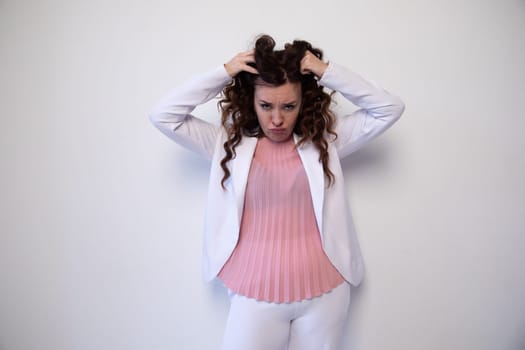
[340,137,401,176]
[171,150,211,185]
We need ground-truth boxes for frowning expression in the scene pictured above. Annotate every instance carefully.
[254,81,302,143]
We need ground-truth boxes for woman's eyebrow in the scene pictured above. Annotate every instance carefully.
[258,99,298,105]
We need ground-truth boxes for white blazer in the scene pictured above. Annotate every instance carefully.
[149,62,405,286]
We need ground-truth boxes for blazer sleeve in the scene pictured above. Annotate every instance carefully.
[148,65,232,160]
[319,62,405,159]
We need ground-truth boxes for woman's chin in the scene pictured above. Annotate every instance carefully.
[265,131,292,143]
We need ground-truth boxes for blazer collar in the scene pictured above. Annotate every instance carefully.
[231,136,258,220]
[294,134,325,231]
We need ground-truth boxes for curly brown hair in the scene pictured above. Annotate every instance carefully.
[218,34,337,188]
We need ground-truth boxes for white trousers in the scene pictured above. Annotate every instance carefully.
[220,282,351,350]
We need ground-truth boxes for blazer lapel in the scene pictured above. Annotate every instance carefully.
[294,134,325,232]
[231,136,258,220]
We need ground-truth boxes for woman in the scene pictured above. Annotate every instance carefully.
[149,35,404,350]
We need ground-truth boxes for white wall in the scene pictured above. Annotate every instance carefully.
[1,0,524,349]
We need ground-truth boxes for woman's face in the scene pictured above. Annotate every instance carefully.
[253,81,302,143]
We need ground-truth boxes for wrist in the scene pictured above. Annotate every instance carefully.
[223,63,234,77]
[316,62,328,79]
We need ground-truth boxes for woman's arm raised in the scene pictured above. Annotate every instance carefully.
[319,62,405,158]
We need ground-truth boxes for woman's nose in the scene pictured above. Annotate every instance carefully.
[271,110,283,126]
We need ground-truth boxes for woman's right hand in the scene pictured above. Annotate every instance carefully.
[224,50,259,77]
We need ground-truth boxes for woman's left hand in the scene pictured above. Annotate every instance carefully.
[300,51,328,79]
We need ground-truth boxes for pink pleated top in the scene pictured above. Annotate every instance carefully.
[218,136,344,303]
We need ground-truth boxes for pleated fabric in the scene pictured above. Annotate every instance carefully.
[218,136,344,303]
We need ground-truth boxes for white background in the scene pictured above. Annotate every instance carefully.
[1,0,524,349]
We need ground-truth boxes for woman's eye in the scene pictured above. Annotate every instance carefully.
[284,104,296,111]
[260,103,271,110]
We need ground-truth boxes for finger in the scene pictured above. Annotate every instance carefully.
[243,65,259,75]
[241,49,255,59]
[243,53,256,64]
[300,57,311,74]
[242,51,257,74]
